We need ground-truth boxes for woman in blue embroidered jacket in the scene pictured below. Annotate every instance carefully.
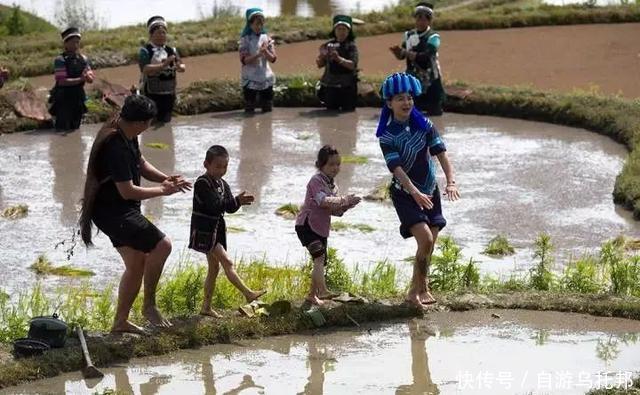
[377,73,460,308]
[389,2,445,116]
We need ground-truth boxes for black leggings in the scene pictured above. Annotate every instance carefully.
[324,85,357,112]
[243,86,274,112]
[145,93,176,123]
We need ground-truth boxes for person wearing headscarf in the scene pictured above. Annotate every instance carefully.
[239,8,277,113]
[316,15,359,112]
[377,72,459,308]
[139,16,186,123]
[389,2,445,116]
[49,27,95,132]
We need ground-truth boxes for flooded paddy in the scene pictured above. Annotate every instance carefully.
[4,309,640,394]
[0,108,637,294]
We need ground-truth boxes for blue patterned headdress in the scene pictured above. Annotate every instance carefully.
[376,73,427,137]
[241,8,267,37]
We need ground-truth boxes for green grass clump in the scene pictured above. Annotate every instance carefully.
[275,203,300,219]
[144,142,170,150]
[341,155,368,165]
[483,235,515,256]
[1,204,28,219]
[29,255,95,277]
[331,221,375,233]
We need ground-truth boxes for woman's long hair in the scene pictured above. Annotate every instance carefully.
[79,115,120,246]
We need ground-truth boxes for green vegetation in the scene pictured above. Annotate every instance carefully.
[1,1,639,78]
[29,255,95,277]
[341,155,368,165]
[1,204,28,219]
[275,203,300,219]
[331,221,375,233]
[483,234,515,256]
[0,5,56,37]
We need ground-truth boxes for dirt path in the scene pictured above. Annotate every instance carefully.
[29,23,640,98]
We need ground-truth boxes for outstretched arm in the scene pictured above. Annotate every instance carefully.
[436,151,460,201]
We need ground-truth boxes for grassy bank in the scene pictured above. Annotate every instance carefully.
[1,235,640,388]
[0,0,639,78]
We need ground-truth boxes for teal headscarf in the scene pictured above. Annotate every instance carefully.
[241,8,266,37]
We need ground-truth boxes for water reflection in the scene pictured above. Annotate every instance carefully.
[237,113,273,208]
[396,319,439,395]
[299,339,333,394]
[139,123,177,222]
[49,131,86,225]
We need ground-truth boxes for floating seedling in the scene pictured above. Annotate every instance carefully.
[144,142,170,150]
[29,255,95,277]
[341,155,368,165]
[364,181,391,202]
[275,203,300,220]
[1,204,28,219]
[331,221,375,233]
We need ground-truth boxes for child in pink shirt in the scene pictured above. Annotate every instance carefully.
[295,145,361,305]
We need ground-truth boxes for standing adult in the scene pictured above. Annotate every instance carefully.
[49,27,95,132]
[80,95,191,334]
[316,15,359,112]
[239,8,277,113]
[389,2,445,116]
[139,16,186,123]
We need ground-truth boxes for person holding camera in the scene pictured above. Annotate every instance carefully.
[389,2,445,116]
[139,16,186,123]
[49,27,95,133]
[239,8,277,113]
[316,15,359,112]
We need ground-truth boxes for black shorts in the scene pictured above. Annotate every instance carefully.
[93,210,166,253]
[390,184,447,239]
[295,219,328,262]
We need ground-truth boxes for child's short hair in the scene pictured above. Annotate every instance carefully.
[315,145,339,169]
[206,145,229,162]
[120,95,157,122]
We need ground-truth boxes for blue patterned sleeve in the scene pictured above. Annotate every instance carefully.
[426,120,446,156]
[379,134,402,172]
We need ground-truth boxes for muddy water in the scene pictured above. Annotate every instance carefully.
[0,109,637,294]
[5,310,640,394]
[1,0,397,28]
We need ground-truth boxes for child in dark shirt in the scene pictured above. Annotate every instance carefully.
[189,145,266,317]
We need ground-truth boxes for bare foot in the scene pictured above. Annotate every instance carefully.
[404,294,426,310]
[200,308,223,318]
[143,305,172,328]
[318,291,340,300]
[245,290,267,303]
[305,295,324,306]
[419,291,437,305]
[111,320,148,335]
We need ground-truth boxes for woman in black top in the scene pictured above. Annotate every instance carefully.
[316,15,358,112]
[80,95,191,334]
